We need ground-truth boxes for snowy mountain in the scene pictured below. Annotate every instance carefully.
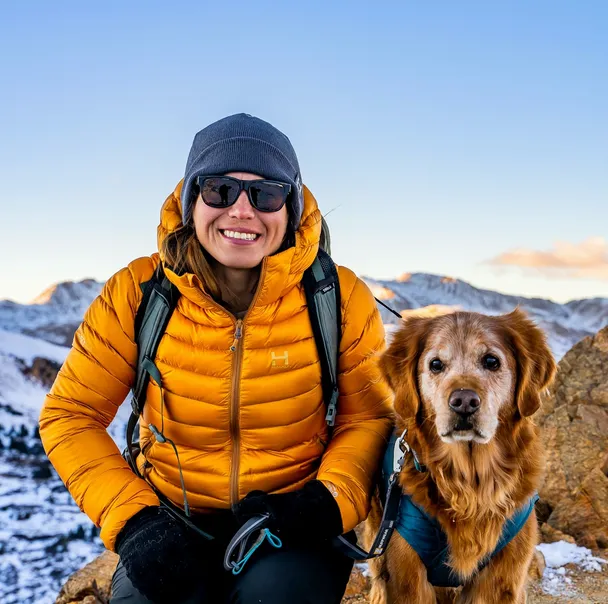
[3,274,607,358]
[0,274,607,602]
[365,273,608,359]
[0,280,102,347]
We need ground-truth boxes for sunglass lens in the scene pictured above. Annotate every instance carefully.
[201,177,240,207]
[249,182,288,212]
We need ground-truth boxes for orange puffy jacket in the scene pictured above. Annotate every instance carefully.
[39,182,393,551]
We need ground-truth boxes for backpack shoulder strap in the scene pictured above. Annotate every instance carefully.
[131,263,181,414]
[303,248,341,426]
[125,263,180,473]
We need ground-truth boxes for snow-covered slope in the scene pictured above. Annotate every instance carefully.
[0,330,69,436]
[0,328,129,604]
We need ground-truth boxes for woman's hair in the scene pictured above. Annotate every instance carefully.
[160,221,222,300]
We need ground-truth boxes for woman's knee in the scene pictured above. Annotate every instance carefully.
[230,546,353,604]
[110,560,214,604]
[110,561,155,603]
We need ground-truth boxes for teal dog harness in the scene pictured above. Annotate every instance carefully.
[381,432,538,587]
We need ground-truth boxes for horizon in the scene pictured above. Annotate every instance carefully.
[2,1,607,304]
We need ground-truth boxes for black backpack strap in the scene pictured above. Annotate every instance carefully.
[125,263,180,474]
[303,249,341,427]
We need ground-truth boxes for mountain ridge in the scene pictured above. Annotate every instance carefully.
[2,274,606,359]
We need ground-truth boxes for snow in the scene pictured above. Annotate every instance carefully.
[0,328,69,365]
[537,541,607,596]
[0,328,130,603]
[538,541,607,572]
[0,452,105,604]
[0,330,69,433]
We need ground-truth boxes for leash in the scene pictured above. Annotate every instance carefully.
[332,427,411,560]
[375,297,403,320]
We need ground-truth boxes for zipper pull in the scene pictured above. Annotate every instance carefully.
[230,319,243,352]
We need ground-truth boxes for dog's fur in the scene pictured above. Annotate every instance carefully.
[364,309,556,604]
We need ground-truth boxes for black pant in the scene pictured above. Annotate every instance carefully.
[110,513,354,604]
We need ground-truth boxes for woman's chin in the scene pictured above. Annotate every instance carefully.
[215,252,264,270]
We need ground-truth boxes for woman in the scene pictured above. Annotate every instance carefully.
[40,113,393,603]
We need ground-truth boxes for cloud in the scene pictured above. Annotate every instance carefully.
[488,237,608,280]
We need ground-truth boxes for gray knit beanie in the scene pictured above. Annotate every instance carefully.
[181,113,303,229]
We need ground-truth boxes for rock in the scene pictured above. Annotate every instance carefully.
[528,549,546,580]
[548,467,608,549]
[344,565,370,598]
[540,522,576,544]
[538,326,608,548]
[55,550,117,604]
[21,356,62,389]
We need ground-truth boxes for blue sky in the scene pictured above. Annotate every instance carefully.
[1,0,606,303]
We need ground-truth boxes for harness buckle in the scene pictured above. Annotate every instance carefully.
[391,427,410,477]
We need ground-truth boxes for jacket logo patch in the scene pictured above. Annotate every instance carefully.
[271,351,289,367]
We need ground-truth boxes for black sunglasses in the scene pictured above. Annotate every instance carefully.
[196,175,291,213]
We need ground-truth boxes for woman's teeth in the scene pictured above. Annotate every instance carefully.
[223,230,258,241]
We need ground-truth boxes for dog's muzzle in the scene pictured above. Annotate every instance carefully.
[449,389,480,431]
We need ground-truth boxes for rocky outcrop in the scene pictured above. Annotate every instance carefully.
[56,548,548,603]
[21,356,62,388]
[55,551,117,604]
[538,326,608,549]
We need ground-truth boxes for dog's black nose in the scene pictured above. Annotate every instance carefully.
[448,389,481,417]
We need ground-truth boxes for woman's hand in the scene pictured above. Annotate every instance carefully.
[232,480,343,543]
[115,506,204,602]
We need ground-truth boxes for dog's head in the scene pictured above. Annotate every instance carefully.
[380,309,556,444]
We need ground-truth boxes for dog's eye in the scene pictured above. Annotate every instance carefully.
[429,358,445,373]
[482,354,500,371]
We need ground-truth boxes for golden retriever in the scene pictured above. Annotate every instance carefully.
[364,309,556,604]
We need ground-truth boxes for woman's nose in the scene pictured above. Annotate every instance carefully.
[228,191,255,220]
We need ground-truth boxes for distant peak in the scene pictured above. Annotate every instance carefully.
[397,272,412,282]
[31,279,102,306]
[369,285,395,300]
[400,304,462,319]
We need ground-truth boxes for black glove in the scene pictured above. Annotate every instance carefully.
[115,506,204,603]
[232,480,343,544]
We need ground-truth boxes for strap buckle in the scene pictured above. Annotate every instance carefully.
[130,395,140,415]
[391,427,409,478]
[325,388,339,426]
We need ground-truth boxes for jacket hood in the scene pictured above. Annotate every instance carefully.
[156,180,322,309]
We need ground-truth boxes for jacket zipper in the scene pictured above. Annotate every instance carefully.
[229,319,244,506]
[176,260,266,507]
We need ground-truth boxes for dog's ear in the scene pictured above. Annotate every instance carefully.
[500,308,557,417]
[379,316,432,419]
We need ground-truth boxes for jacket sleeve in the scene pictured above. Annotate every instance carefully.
[316,268,394,532]
[38,257,160,551]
